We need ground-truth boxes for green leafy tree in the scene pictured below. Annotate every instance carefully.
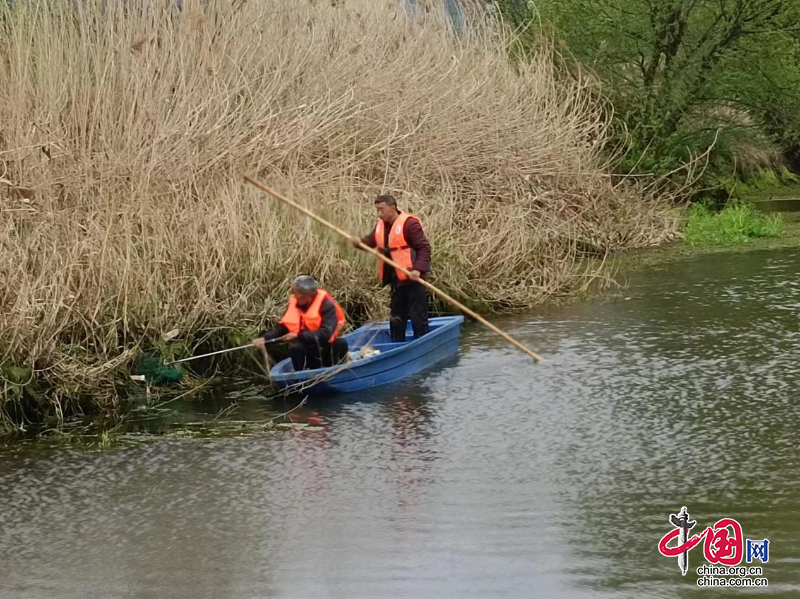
[498,0,800,175]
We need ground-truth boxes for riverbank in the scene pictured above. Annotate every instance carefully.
[0,0,681,435]
[610,192,800,276]
[6,205,799,448]
[739,182,800,212]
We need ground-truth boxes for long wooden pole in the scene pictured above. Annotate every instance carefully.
[164,338,283,365]
[244,176,543,364]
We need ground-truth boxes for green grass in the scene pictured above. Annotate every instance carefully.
[684,202,784,246]
[713,167,800,201]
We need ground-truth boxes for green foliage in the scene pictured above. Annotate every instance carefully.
[152,339,190,363]
[685,202,784,246]
[724,33,800,161]
[711,166,800,199]
[2,365,44,402]
[3,366,32,386]
[226,326,259,347]
[778,166,800,185]
[491,0,536,27]
[745,169,781,191]
[499,0,800,182]
[488,0,542,63]
[98,430,114,450]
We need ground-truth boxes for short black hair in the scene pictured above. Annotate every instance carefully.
[375,194,398,207]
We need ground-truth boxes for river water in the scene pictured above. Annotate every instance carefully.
[1,248,799,598]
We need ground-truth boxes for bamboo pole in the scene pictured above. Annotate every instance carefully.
[244,176,543,364]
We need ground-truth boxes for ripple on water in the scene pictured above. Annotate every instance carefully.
[1,249,800,598]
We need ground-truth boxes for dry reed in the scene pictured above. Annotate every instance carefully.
[0,0,680,431]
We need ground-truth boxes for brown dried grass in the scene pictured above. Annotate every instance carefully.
[0,0,680,430]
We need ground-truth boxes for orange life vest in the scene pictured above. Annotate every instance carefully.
[375,213,422,282]
[279,289,346,342]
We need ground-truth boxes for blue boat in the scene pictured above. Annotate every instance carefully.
[269,315,464,394]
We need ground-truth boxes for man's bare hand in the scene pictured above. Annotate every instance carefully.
[351,236,362,249]
[251,337,266,348]
[282,333,298,342]
[409,270,421,282]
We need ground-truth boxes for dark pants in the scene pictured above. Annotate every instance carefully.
[289,338,349,371]
[390,282,429,342]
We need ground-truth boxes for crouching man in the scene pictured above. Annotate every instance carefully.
[252,276,348,371]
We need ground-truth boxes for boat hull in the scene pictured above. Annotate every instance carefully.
[269,315,464,394]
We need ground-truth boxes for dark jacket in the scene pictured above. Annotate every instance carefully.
[261,297,340,345]
[361,211,432,287]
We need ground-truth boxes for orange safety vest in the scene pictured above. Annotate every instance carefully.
[279,289,346,342]
[374,213,422,282]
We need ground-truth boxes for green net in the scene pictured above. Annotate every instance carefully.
[131,354,186,386]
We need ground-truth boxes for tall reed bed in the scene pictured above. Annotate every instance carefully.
[0,0,679,432]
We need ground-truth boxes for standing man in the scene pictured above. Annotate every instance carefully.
[252,275,348,371]
[353,195,431,342]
